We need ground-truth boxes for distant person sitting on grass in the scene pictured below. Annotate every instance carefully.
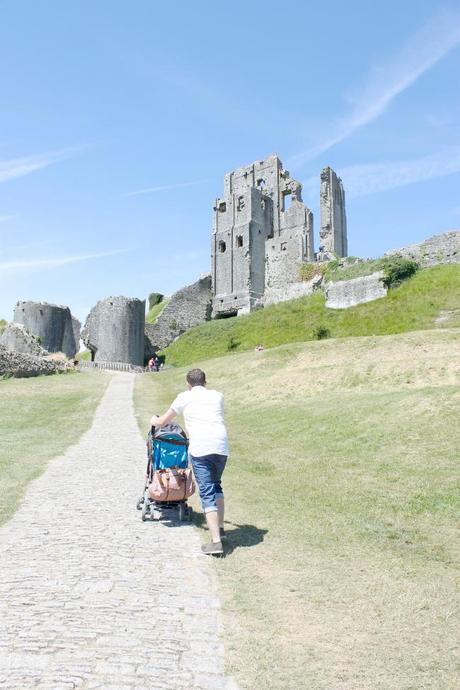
[254,344,264,352]
[150,368,228,555]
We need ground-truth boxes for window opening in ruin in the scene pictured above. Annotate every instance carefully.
[218,201,226,212]
[281,242,287,251]
[219,240,226,253]
[257,178,266,189]
[236,235,243,248]
[216,310,237,319]
[237,195,245,211]
[283,191,292,211]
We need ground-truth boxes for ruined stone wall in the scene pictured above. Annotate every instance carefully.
[13,301,78,357]
[0,323,49,357]
[144,275,212,355]
[319,167,347,258]
[82,297,145,365]
[71,317,81,352]
[265,204,314,290]
[385,231,460,267]
[325,272,387,309]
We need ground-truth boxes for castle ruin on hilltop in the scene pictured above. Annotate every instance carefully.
[211,153,347,316]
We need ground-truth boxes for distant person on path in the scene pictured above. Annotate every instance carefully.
[147,357,155,372]
[150,368,228,555]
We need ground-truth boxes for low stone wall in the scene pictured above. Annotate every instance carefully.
[263,275,322,306]
[0,345,61,378]
[145,275,212,355]
[385,231,460,267]
[326,272,387,309]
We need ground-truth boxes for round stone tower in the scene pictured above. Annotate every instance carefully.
[82,296,145,366]
[13,301,78,358]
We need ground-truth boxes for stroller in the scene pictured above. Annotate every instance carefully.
[136,422,193,522]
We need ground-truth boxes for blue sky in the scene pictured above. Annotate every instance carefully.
[0,0,459,322]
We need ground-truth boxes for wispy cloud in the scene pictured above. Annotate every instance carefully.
[0,147,81,184]
[0,249,126,272]
[301,147,460,200]
[125,179,207,197]
[289,8,460,167]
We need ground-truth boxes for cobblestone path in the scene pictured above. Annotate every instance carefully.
[0,373,235,690]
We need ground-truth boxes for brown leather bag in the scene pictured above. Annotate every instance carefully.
[148,468,195,502]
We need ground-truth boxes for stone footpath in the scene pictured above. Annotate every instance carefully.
[0,373,236,690]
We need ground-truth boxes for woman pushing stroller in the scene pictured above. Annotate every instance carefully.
[150,368,228,555]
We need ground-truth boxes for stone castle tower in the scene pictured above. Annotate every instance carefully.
[211,154,314,316]
[211,154,347,316]
[319,167,347,259]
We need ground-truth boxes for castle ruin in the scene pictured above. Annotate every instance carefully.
[211,154,347,316]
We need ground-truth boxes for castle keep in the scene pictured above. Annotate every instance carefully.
[211,154,347,316]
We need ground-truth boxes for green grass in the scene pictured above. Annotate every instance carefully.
[134,329,460,690]
[162,264,460,366]
[74,349,91,361]
[0,372,110,525]
[325,256,386,281]
[0,318,6,335]
[146,298,168,323]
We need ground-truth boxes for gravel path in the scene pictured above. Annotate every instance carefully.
[0,373,235,690]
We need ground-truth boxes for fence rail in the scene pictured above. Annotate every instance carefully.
[78,360,146,373]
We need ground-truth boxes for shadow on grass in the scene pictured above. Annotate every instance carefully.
[192,511,268,556]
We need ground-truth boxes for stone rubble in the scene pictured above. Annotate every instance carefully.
[0,344,64,378]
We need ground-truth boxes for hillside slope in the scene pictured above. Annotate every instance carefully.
[135,329,460,690]
[163,264,460,365]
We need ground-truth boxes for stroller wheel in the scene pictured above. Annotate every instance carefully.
[136,497,144,511]
[187,506,193,522]
[178,503,186,521]
[141,500,149,522]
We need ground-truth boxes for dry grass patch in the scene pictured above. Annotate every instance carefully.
[0,372,111,525]
[134,330,460,690]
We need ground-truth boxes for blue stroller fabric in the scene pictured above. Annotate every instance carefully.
[153,436,188,470]
[148,422,188,471]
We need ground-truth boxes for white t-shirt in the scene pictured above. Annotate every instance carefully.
[171,386,229,458]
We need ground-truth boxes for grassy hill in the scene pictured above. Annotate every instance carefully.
[146,298,168,324]
[162,264,460,365]
[134,328,460,690]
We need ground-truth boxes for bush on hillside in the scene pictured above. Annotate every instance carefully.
[0,319,6,335]
[382,258,419,289]
[148,292,164,310]
[227,336,240,351]
[313,325,331,340]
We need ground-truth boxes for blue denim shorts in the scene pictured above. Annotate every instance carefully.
[190,454,227,513]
